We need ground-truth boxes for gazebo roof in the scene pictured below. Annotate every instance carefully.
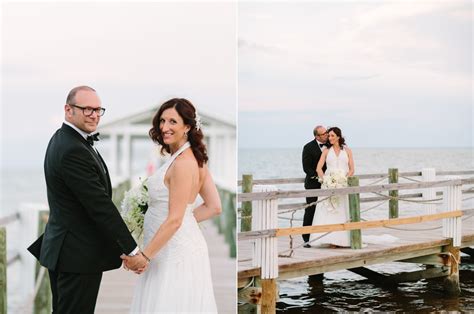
[100,105,235,132]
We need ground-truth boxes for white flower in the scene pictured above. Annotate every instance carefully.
[321,169,348,211]
[121,178,149,244]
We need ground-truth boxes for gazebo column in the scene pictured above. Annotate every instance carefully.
[109,133,118,177]
[209,132,218,176]
[121,133,132,179]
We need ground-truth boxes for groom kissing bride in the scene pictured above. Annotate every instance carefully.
[302,125,355,248]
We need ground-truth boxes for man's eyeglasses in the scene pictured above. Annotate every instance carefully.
[69,104,106,117]
[317,132,328,136]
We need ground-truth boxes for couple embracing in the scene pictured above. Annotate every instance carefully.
[28,86,221,313]
[302,125,355,248]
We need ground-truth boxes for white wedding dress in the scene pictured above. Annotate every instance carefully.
[310,146,351,247]
[130,142,217,313]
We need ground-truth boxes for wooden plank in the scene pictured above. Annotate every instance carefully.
[239,210,464,240]
[237,170,474,186]
[238,179,471,202]
[399,253,449,266]
[238,238,451,280]
[277,245,447,281]
[238,229,277,241]
[275,211,463,238]
[347,267,386,280]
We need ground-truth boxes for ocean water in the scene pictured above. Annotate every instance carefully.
[238,147,474,312]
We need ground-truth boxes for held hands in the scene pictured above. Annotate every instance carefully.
[120,252,150,274]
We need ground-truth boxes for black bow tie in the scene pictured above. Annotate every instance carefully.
[319,143,325,148]
[86,133,100,146]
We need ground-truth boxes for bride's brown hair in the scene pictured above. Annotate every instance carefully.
[149,98,208,167]
[327,127,346,148]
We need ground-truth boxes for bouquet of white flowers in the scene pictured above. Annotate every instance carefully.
[121,178,149,244]
[321,169,348,210]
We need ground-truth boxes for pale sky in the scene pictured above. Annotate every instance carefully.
[238,1,473,148]
[1,2,237,168]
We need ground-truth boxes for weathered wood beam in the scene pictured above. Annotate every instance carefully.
[238,170,474,186]
[238,179,472,202]
[347,267,387,281]
[398,251,461,266]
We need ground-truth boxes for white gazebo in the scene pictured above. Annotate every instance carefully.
[97,106,236,192]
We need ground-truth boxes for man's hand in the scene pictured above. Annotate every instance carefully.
[120,253,148,272]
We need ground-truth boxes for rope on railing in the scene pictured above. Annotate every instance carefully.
[278,232,334,257]
[399,175,423,183]
[366,176,387,186]
[279,210,298,257]
[361,200,388,214]
[278,196,331,215]
[371,192,443,204]
[238,196,331,219]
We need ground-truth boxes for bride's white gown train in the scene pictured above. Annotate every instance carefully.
[310,147,351,247]
[130,142,217,313]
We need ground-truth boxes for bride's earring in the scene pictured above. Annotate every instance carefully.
[184,132,188,139]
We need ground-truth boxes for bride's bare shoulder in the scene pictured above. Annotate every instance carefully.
[173,150,198,172]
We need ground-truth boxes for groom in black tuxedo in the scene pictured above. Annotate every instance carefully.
[301,125,328,247]
[28,86,148,313]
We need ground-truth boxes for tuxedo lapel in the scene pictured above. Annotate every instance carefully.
[61,124,109,193]
[96,150,112,195]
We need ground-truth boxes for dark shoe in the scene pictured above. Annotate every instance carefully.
[303,243,311,248]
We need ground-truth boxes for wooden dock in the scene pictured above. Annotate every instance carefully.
[96,220,236,313]
[238,216,474,286]
[237,169,474,312]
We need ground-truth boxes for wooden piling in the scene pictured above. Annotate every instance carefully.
[261,279,277,314]
[443,243,461,296]
[0,227,6,314]
[388,168,399,218]
[226,191,237,258]
[348,176,362,249]
[241,175,253,232]
[34,210,51,314]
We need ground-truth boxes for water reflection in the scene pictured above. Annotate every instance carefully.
[276,262,474,312]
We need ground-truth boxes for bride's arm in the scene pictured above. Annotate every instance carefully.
[346,147,355,177]
[142,158,194,260]
[316,149,329,179]
[193,166,222,223]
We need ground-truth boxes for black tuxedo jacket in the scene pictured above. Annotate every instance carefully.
[28,123,136,273]
[302,139,327,190]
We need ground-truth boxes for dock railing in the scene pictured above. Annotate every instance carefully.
[0,204,51,314]
[237,168,474,312]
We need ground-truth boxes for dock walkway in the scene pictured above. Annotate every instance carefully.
[96,220,236,313]
[238,216,474,286]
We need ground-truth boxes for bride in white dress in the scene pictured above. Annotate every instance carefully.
[128,98,221,313]
[310,127,355,247]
